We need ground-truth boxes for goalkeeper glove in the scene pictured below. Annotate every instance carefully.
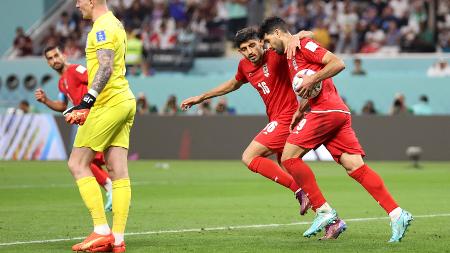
[63,90,97,125]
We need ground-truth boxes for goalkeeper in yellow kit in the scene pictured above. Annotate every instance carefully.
[65,0,135,252]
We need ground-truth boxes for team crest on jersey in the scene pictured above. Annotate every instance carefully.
[263,64,269,77]
[96,30,106,42]
[292,59,299,71]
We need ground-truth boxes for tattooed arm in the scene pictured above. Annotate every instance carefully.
[90,49,115,95]
[63,49,115,125]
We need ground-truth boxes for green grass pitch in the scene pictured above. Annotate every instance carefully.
[0,160,449,252]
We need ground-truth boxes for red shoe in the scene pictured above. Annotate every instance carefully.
[86,243,113,252]
[72,232,114,252]
[295,189,311,215]
[112,242,126,253]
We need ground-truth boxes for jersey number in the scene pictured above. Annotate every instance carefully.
[258,82,270,95]
[263,121,278,134]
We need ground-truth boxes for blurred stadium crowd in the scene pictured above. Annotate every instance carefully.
[13,0,450,60]
[9,0,449,117]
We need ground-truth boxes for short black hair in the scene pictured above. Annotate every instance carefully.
[259,17,289,39]
[43,46,59,58]
[20,100,29,106]
[234,27,260,48]
[420,95,429,103]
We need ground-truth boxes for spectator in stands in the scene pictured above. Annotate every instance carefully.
[55,12,76,42]
[247,0,264,26]
[351,58,367,76]
[13,27,33,57]
[414,21,435,52]
[169,0,188,23]
[63,36,82,59]
[197,99,213,116]
[427,59,450,77]
[360,23,385,53]
[136,92,158,115]
[124,0,148,29]
[190,8,208,37]
[226,0,248,41]
[177,22,196,56]
[215,97,236,115]
[412,95,433,115]
[438,27,450,52]
[125,29,144,76]
[312,19,331,49]
[390,93,410,115]
[361,100,377,115]
[380,20,401,54]
[150,21,177,49]
[293,4,311,32]
[39,26,60,54]
[163,95,183,115]
[389,0,409,22]
[335,3,358,53]
[18,100,30,113]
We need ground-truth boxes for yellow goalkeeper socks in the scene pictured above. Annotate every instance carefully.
[76,177,108,228]
[112,178,131,238]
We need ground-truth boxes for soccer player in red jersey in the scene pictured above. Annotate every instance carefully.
[260,17,413,242]
[180,27,314,215]
[35,46,113,212]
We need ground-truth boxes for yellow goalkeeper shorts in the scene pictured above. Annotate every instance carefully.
[74,99,136,151]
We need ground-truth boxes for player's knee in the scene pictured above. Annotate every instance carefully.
[280,153,295,164]
[67,157,80,172]
[241,152,254,168]
[340,153,364,173]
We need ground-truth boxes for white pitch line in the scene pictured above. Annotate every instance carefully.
[1,213,449,247]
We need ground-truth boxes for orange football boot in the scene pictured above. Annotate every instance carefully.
[72,232,114,252]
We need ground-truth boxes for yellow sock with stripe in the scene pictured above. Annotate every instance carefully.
[76,177,109,234]
[112,178,131,244]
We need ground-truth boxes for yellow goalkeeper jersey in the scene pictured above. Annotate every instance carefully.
[86,11,134,106]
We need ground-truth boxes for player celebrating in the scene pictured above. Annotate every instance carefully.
[67,0,135,252]
[181,27,310,214]
[35,46,113,212]
[181,27,346,239]
[260,17,413,242]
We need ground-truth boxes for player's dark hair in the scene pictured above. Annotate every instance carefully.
[420,95,428,103]
[259,16,289,38]
[43,46,59,58]
[234,27,260,48]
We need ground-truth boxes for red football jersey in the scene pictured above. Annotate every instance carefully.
[288,38,349,113]
[58,64,88,105]
[235,49,298,124]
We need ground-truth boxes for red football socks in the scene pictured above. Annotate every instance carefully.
[248,156,300,192]
[349,164,399,214]
[90,163,108,186]
[282,158,326,210]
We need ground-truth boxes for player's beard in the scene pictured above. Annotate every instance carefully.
[52,63,64,72]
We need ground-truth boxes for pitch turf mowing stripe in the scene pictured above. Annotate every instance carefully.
[1,213,449,247]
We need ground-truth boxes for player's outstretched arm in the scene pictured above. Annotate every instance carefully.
[180,78,244,110]
[35,88,68,112]
[286,30,314,59]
